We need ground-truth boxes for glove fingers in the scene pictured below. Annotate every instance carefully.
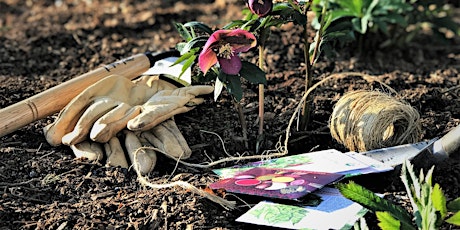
[90,104,141,143]
[175,85,214,97]
[44,109,84,146]
[142,119,192,159]
[104,137,129,168]
[187,98,205,106]
[44,75,134,146]
[70,141,104,161]
[124,130,157,175]
[126,85,213,131]
[61,98,120,146]
[127,106,192,131]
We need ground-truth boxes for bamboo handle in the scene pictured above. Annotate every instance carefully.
[0,53,152,138]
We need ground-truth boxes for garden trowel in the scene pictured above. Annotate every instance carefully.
[362,123,460,167]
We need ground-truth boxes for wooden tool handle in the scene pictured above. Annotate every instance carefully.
[0,53,152,138]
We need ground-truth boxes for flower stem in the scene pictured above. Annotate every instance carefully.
[256,27,269,152]
[233,99,249,148]
[299,7,313,130]
[299,4,325,130]
[258,44,265,136]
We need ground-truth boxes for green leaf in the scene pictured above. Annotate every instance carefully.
[273,5,306,25]
[241,19,261,32]
[287,0,302,12]
[337,0,363,16]
[363,0,379,20]
[272,2,291,12]
[219,71,243,101]
[382,13,407,27]
[327,10,358,24]
[183,21,213,35]
[260,18,285,29]
[376,211,401,230]
[352,17,365,34]
[432,183,447,220]
[401,160,422,212]
[239,61,267,85]
[179,54,196,78]
[175,42,187,53]
[373,18,389,36]
[181,36,208,54]
[174,22,192,41]
[173,51,195,65]
[448,197,460,212]
[446,211,460,226]
[223,20,248,30]
[337,181,413,225]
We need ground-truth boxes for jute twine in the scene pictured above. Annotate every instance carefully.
[329,90,422,152]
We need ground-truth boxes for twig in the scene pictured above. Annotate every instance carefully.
[6,189,48,203]
[0,178,39,187]
[39,150,55,159]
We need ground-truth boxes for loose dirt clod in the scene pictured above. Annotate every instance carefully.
[329,90,422,152]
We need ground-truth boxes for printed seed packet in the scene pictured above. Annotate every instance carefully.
[212,149,392,179]
[209,167,344,200]
[236,187,369,230]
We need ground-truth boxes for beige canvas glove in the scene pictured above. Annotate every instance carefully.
[69,119,191,174]
[127,85,214,131]
[44,75,173,146]
[44,73,211,174]
[44,75,213,146]
[140,119,192,159]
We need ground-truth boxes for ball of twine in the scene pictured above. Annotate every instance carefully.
[329,90,422,152]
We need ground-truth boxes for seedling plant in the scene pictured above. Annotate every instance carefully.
[338,160,460,229]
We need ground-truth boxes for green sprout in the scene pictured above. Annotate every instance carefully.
[338,160,460,229]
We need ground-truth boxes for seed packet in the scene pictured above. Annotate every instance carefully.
[209,167,344,200]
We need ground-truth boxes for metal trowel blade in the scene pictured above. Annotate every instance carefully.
[362,138,438,167]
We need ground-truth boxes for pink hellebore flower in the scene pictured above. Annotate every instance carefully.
[247,0,273,17]
[199,29,257,75]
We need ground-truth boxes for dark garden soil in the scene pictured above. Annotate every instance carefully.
[1,0,460,229]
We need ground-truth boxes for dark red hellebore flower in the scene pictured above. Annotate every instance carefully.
[199,29,257,75]
[247,0,273,17]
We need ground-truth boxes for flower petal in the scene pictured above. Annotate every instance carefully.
[225,29,257,53]
[201,30,224,55]
[219,55,242,75]
[198,48,218,74]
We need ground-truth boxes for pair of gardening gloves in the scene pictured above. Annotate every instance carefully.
[43,74,213,174]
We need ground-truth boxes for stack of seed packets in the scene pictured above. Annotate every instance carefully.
[210,149,393,229]
[209,167,344,200]
[212,149,393,179]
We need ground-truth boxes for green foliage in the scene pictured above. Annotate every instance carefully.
[400,161,439,229]
[173,2,307,102]
[216,62,266,101]
[173,21,213,79]
[312,0,459,52]
[375,211,401,230]
[337,181,413,226]
[339,160,460,229]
